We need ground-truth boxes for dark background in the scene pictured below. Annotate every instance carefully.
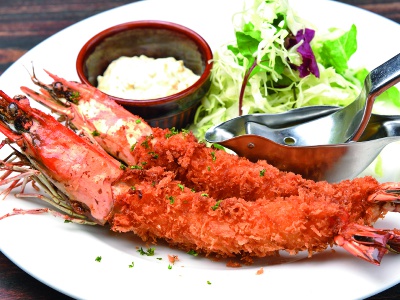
[1,1,400,299]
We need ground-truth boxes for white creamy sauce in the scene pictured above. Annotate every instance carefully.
[97,55,200,99]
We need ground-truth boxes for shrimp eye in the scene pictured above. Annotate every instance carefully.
[7,103,18,117]
[53,81,63,89]
[70,200,91,216]
[52,82,68,99]
[14,116,32,132]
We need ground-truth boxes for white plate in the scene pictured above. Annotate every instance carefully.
[1,0,400,299]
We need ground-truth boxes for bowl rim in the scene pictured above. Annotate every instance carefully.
[76,20,213,106]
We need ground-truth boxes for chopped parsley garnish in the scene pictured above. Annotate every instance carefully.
[141,139,150,149]
[120,164,127,170]
[130,165,143,170]
[168,196,175,204]
[168,264,173,270]
[211,200,222,211]
[165,127,179,138]
[128,262,134,268]
[137,247,155,256]
[91,130,100,137]
[95,256,102,262]
[131,185,136,190]
[69,91,80,104]
[210,151,216,162]
[178,183,184,191]
[259,169,266,177]
[64,220,72,223]
[187,250,198,256]
[130,142,137,151]
[148,151,159,159]
[207,281,212,285]
[201,193,208,197]
[135,119,141,124]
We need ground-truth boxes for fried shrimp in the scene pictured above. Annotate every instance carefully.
[110,166,388,259]
[1,89,399,265]
[130,127,318,201]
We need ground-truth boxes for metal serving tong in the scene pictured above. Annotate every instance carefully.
[230,53,400,147]
[206,106,400,182]
[205,53,400,182]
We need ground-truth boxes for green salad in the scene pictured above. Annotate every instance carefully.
[190,0,400,139]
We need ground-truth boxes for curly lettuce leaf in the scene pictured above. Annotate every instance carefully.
[313,24,358,75]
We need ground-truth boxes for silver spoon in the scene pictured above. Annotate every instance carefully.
[209,53,400,147]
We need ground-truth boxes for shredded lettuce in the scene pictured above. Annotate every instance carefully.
[190,0,400,139]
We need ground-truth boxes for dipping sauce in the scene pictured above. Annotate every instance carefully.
[97,55,200,99]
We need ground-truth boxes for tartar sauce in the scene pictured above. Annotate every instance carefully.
[97,55,200,99]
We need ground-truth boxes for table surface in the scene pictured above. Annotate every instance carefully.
[1,0,400,299]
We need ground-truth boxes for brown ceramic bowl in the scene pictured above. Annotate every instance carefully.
[76,20,213,129]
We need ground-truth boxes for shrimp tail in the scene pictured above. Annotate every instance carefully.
[368,183,400,212]
[335,224,400,265]
[333,184,400,265]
